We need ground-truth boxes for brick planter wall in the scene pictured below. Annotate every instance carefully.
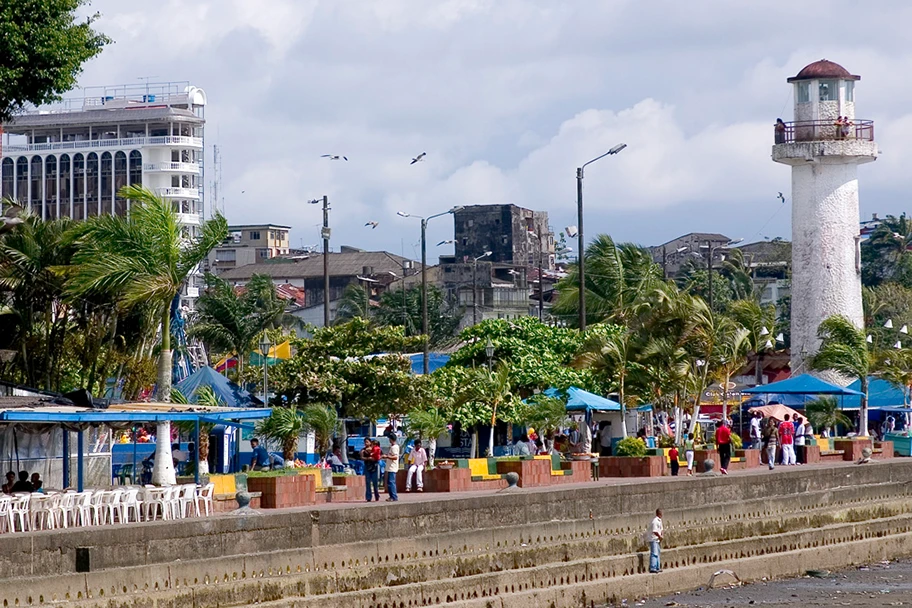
[876,440,895,459]
[212,492,261,513]
[694,449,719,472]
[834,438,872,462]
[599,456,666,478]
[734,449,761,468]
[333,474,366,501]
[246,474,316,509]
[424,467,471,492]
[496,458,553,487]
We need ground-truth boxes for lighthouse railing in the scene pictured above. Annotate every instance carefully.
[775,119,874,144]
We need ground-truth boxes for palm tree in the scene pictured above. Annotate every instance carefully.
[713,323,750,421]
[805,396,853,437]
[553,235,663,328]
[335,283,371,323]
[68,185,228,401]
[728,300,779,385]
[861,213,912,287]
[68,186,227,486]
[189,273,284,373]
[522,394,568,452]
[301,403,340,457]
[256,405,306,462]
[810,315,872,435]
[573,327,641,437]
[406,407,449,467]
[171,385,223,476]
[454,362,520,457]
[877,349,912,406]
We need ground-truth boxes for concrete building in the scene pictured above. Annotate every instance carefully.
[0,81,207,300]
[738,239,791,310]
[207,224,290,275]
[650,232,731,279]
[454,204,554,270]
[217,248,414,327]
[772,59,876,375]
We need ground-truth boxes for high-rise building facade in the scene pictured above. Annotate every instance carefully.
[0,81,207,297]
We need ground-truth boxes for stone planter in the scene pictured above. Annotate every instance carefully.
[599,455,666,478]
[246,473,316,508]
[332,474,365,501]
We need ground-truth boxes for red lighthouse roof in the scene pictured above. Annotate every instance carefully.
[787,59,860,82]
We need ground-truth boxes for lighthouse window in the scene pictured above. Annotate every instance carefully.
[797,82,810,103]
[845,81,854,102]
[819,80,837,101]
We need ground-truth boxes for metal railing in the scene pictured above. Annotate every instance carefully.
[3,136,203,154]
[143,162,200,173]
[775,119,874,144]
[157,187,200,199]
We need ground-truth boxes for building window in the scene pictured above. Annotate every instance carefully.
[250,231,261,240]
[257,248,269,259]
[86,152,99,217]
[845,80,854,102]
[1,158,13,199]
[114,151,127,216]
[59,154,70,219]
[30,156,42,215]
[797,82,810,103]
[73,153,85,220]
[819,80,836,102]
[15,157,27,205]
[100,151,112,215]
[44,155,57,219]
[129,150,142,187]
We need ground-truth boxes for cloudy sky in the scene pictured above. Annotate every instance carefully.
[74,0,912,260]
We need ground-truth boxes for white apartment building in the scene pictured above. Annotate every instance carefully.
[0,82,207,299]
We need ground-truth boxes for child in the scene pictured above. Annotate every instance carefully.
[684,433,696,476]
[668,445,680,476]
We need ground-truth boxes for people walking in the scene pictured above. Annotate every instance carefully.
[749,412,763,450]
[384,435,400,502]
[794,416,807,464]
[406,439,427,492]
[669,445,680,476]
[715,420,732,475]
[361,439,380,502]
[684,433,695,476]
[762,418,779,470]
[779,414,796,465]
[647,508,664,573]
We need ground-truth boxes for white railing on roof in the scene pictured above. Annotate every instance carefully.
[3,136,202,154]
[143,162,200,173]
[157,187,200,199]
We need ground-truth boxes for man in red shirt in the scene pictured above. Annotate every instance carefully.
[715,420,732,475]
[778,414,796,466]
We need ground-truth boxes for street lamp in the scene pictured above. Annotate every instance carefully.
[472,251,492,325]
[485,337,494,372]
[576,143,626,331]
[700,238,742,311]
[259,335,272,404]
[308,196,331,326]
[397,206,464,374]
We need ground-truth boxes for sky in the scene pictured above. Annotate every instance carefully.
[73,0,912,261]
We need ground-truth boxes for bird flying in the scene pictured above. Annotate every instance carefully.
[777,192,786,203]
[410,152,426,165]
[321,155,348,161]
[0,205,25,234]
[365,221,379,229]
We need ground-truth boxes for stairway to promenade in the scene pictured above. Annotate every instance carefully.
[5,461,912,608]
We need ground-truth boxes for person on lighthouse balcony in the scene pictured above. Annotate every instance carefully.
[774,118,786,144]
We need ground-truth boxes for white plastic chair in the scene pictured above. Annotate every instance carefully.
[166,485,182,520]
[10,494,30,532]
[0,496,11,533]
[178,484,198,518]
[29,493,57,531]
[73,491,94,527]
[120,488,143,523]
[196,483,214,517]
[89,489,106,525]
[102,489,124,524]
[56,492,77,528]
[144,487,170,521]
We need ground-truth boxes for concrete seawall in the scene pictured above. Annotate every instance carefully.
[5,460,912,607]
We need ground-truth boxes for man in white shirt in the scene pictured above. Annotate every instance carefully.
[598,422,613,456]
[794,416,806,464]
[405,440,427,492]
[749,412,762,450]
[648,508,664,573]
[383,436,400,502]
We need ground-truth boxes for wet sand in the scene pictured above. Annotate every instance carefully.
[625,559,912,607]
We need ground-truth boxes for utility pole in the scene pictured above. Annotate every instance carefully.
[706,239,713,313]
[420,218,428,374]
[576,167,586,331]
[321,195,330,327]
[472,257,478,326]
[538,225,544,321]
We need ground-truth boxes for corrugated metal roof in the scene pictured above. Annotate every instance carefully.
[219,251,417,281]
[0,397,270,423]
[4,107,203,130]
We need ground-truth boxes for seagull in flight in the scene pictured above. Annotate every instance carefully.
[777,192,786,203]
[0,205,25,234]
[321,154,348,161]
[365,221,379,229]
[410,152,426,165]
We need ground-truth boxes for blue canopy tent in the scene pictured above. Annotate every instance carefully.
[175,366,261,407]
[543,386,621,412]
[843,377,907,410]
[742,373,864,408]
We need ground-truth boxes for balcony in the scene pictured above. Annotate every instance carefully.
[157,187,200,199]
[774,119,873,144]
[2,135,203,154]
[143,162,200,174]
[177,212,202,225]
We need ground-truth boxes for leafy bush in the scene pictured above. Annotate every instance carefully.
[657,435,676,448]
[731,433,743,449]
[614,437,647,458]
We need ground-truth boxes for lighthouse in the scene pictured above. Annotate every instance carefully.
[772,59,877,375]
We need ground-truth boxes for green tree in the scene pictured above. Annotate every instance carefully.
[404,406,449,466]
[713,322,750,421]
[811,315,872,436]
[301,403,340,457]
[805,396,854,436]
[521,394,568,444]
[0,0,110,121]
[453,362,522,457]
[375,284,462,346]
[256,405,305,462]
[573,326,642,437]
[861,214,912,288]
[334,283,371,324]
[189,273,285,373]
[68,185,228,400]
[728,300,779,384]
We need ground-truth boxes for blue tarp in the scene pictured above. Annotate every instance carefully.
[843,377,908,409]
[174,365,260,407]
[742,373,865,397]
[408,353,451,374]
[543,386,621,412]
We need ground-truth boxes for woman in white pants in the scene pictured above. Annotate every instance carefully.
[406,440,428,492]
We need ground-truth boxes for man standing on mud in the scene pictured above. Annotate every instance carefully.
[648,508,663,573]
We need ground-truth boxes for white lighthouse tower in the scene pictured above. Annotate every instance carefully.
[772,59,877,375]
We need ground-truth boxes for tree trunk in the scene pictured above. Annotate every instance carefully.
[157,305,172,402]
[754,352,763,385]
[428,438,437,468]
[860,376,869,436]
[470,428,478,459]
[198,431,210,476]
[487,408,496,457]
[151,421,176,485]
[282,436,297,463]
[619,377,628,438]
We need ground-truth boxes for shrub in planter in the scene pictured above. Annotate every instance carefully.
[614,437,647,458]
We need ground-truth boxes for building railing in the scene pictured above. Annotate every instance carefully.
[157,187,200,199]
[143,162,200,173]
[775,119,874,144]
[3,136,203,154]
[176,212,202,225]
